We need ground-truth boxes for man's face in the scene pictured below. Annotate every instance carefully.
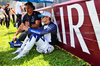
[25,5,33,14]
[41,16,48,23]
[6,4,9,7]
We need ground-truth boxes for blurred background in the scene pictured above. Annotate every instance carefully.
[0,0,70,9]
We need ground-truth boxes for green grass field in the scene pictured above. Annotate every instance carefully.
[0,21,90,66]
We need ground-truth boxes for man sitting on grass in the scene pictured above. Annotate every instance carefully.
[12,11,58,60]
[13,2,41,42]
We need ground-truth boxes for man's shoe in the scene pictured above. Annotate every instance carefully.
[12,53,26,60]
[12,50,29,60]
[12,48,22,54]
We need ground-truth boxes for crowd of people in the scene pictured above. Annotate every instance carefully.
[0,1,23,28]
[0,1,58,60]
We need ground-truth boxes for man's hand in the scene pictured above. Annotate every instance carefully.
[22,21,29,30]
[25,21,30,27]
[12,23,24,41]
[13,35,17,41]
[6,15,8,18]
[23,25,29,30]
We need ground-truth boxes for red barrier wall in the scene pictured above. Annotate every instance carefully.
[37,0,100,65]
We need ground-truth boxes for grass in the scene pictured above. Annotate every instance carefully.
[0,20,89,66]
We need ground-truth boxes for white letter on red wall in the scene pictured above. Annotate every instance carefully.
[86,0,100,50]
[60,7,67,44]
[67,4,90,54]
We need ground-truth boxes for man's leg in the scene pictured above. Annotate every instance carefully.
[19,31,33,41]
[0,18,1,26]
[12,14,15,27]
[1,19,3,26]
[12,14,15,23]
[12,31,33,54]
[36,37,54,54]
[19,31,29,41]
[12,36,30,54]
[19,14,22,27]
[12,33,37,60]
[17,14,22,27]
[6,16,10,29]
[5,17,7,28]
[3,18,5,26]
[8,17,10,28]
[16,14,21,28]
[16,14,18,28]
[7,19,9,28]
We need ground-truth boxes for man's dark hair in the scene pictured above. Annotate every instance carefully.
[7,3,10,6]
[49,18,51,21]
[24,2,35,10]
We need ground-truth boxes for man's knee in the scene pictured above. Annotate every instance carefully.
[19,31,29,41]
[30,33,40,41]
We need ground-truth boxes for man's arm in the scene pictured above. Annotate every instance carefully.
[10,9,15,15]
[4,10,8,18]
[30,20,41,28]
[28,24,57,35]
[15,23,24,35]
[13,23,24,41]
[20,6,23,13]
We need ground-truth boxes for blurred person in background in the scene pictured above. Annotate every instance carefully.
[4,3,10,29]
[15,1,23,28]
[10,8,16,27]
[22,7,27,18]
[0,5,4,27]
[1,6,6,26]
[0,5,7,27]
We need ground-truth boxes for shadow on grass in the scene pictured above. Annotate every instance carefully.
[42,47,86,66]
[0,46,84,66]
[0,47,64,66]
[0,46,40,66]
[4,32,16,36]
